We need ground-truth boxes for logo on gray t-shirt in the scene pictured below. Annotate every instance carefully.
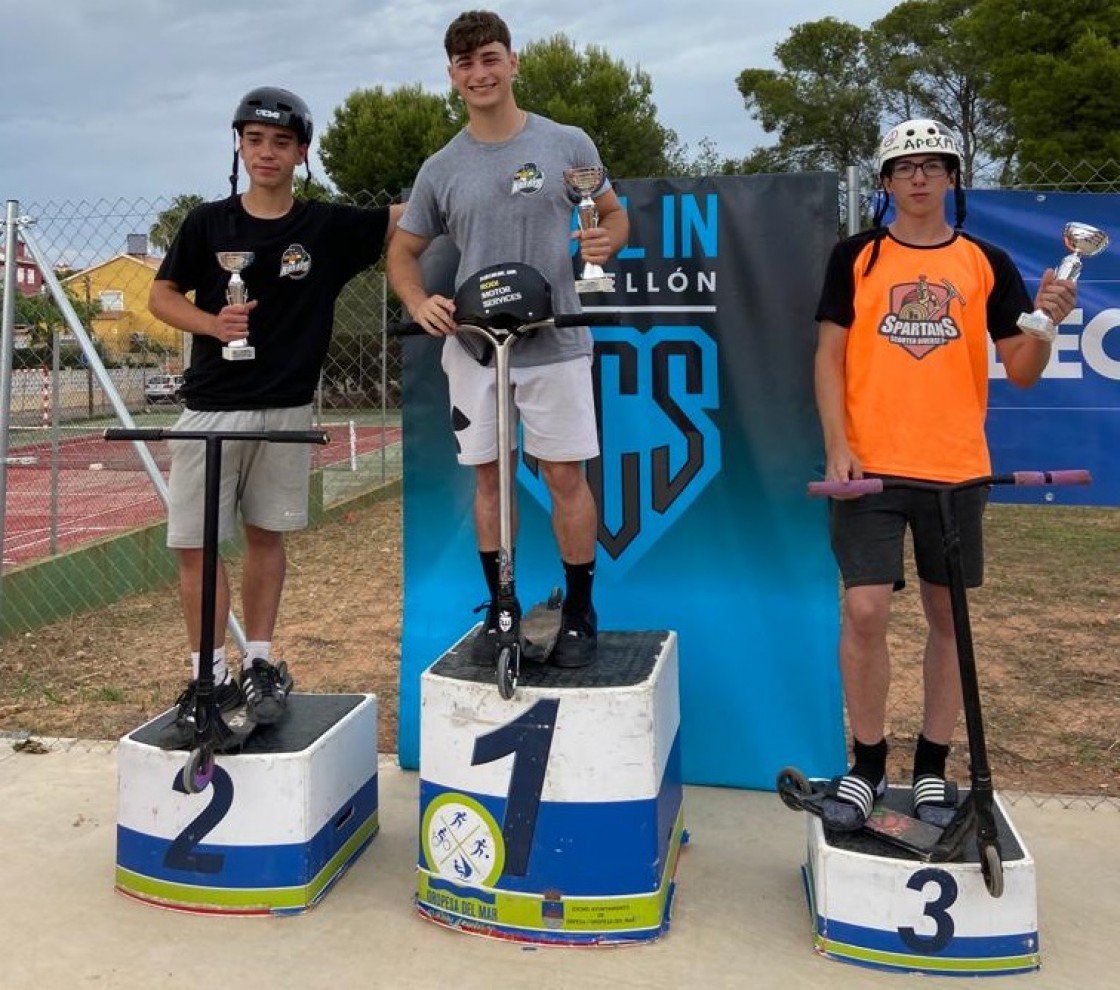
[511,163,544,195]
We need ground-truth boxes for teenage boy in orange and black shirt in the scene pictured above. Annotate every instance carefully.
[812,119,1078,831]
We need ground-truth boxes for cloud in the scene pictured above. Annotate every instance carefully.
[0,0,897,209]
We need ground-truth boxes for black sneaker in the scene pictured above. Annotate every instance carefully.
[156,677,243,750]
[550,605,598,668]
[470,600,500,664]
[242,658,294,725]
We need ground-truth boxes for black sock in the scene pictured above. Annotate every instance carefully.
[479,550,502,599]
[913,734,950,781]
[562,559,595,614]
[851,737,888,788]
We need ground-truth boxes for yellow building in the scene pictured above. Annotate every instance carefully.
[61,245,186,368]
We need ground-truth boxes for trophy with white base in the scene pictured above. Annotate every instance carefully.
[563,166,615,293]
[1017,222,1109,341]
[216,251,256,360]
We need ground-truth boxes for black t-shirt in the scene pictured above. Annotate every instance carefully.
[156,196,389,410]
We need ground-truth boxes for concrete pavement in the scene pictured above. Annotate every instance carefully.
[1,737,1115,990]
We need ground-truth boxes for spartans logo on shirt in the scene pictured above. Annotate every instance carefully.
[878,275,963,359]
[511,163,544,196]
[279,244,312,280]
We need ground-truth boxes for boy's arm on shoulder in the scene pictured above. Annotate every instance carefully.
[386,203,405,239]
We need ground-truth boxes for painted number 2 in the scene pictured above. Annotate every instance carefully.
[470,698,560,878]
[899,866,958,953]
[164,766,234,874]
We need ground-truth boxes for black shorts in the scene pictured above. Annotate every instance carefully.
[828,477,989,590]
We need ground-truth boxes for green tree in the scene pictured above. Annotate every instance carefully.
[318,84,459,198]
[318,38,683,191]
[514,34,678,178]
[869,0,1008,185]
[148,194,204,252]
[736,18,885,174]
[968,0,1120,182]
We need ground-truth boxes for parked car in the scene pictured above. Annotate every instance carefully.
[144,374,184,404]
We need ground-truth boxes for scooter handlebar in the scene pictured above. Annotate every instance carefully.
[1010,469,1092,487]
[808,469,1092,498]
[104,428,329,445]
[554,312,622,327]
[387,313,621,335]
[807,479,884,498]
[386,322,427,337]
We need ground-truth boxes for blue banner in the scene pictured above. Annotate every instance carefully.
[966,191,1120,505]
[397,175,847,788]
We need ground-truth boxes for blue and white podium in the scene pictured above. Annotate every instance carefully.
[801,787,1039,975]
[417,629,684,945]
[116,693,379,915]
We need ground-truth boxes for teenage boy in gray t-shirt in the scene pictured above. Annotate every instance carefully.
[388,9,628,668]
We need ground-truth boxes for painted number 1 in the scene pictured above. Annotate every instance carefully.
[470,697,560,878]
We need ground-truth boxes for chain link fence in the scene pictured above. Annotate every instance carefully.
[841,158,1120,232]
[1,192,405,639]
[3,181,1117,806]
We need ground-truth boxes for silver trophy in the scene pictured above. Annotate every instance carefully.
[563,166,615,293]
[216,251,256,360]
[1017,222,1109,341]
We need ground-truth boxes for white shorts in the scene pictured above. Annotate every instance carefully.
[166,406,313,548]
[441,342,599,465]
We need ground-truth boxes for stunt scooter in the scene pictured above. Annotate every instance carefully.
[778,468,1091,898]
[104,425,328,792]
[391,261,619,699]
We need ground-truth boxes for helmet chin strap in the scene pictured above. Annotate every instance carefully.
[229,131,240,198]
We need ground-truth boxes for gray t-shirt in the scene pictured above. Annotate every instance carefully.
[399,112,610,367]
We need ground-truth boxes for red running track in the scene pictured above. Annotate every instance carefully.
[2,426,401,567]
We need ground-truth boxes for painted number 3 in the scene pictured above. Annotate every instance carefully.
[899,866,958,953]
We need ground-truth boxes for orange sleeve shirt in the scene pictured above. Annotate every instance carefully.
[816,230,1032,482]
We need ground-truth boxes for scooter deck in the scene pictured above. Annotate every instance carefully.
[521,597,563,663]
[779,770,948,861]
[211,704,259,753]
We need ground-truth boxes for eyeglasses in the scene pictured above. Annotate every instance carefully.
[890,159,948,179]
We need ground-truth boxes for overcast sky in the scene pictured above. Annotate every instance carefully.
[1,1,898,210]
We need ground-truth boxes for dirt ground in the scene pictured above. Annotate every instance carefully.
[1,491,1117,798]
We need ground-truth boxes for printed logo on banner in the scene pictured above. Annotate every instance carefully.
[521,324,721,576]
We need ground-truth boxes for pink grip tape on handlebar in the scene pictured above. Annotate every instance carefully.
[1011,469,1092,487]
[807,479,885,497]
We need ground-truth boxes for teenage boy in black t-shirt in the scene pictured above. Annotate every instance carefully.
[149,86,399,748]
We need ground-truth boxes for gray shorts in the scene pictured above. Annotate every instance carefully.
[441,342,599,465]
[828,479,989,590]
[166,406,314,548]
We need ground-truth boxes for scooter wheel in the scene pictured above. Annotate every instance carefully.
[497,647,517,700]
[182,748,214,794]
[981,842,1004,898]
[777,766,812,811]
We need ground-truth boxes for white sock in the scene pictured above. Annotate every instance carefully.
[190,647,228,684]
[243,641,271,670]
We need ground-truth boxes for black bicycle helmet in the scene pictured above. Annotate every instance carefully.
[232,86,313,144]
[453,262,554,331]
[228,86,314,198]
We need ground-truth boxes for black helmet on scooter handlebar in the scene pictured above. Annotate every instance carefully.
[454,262,553,331]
